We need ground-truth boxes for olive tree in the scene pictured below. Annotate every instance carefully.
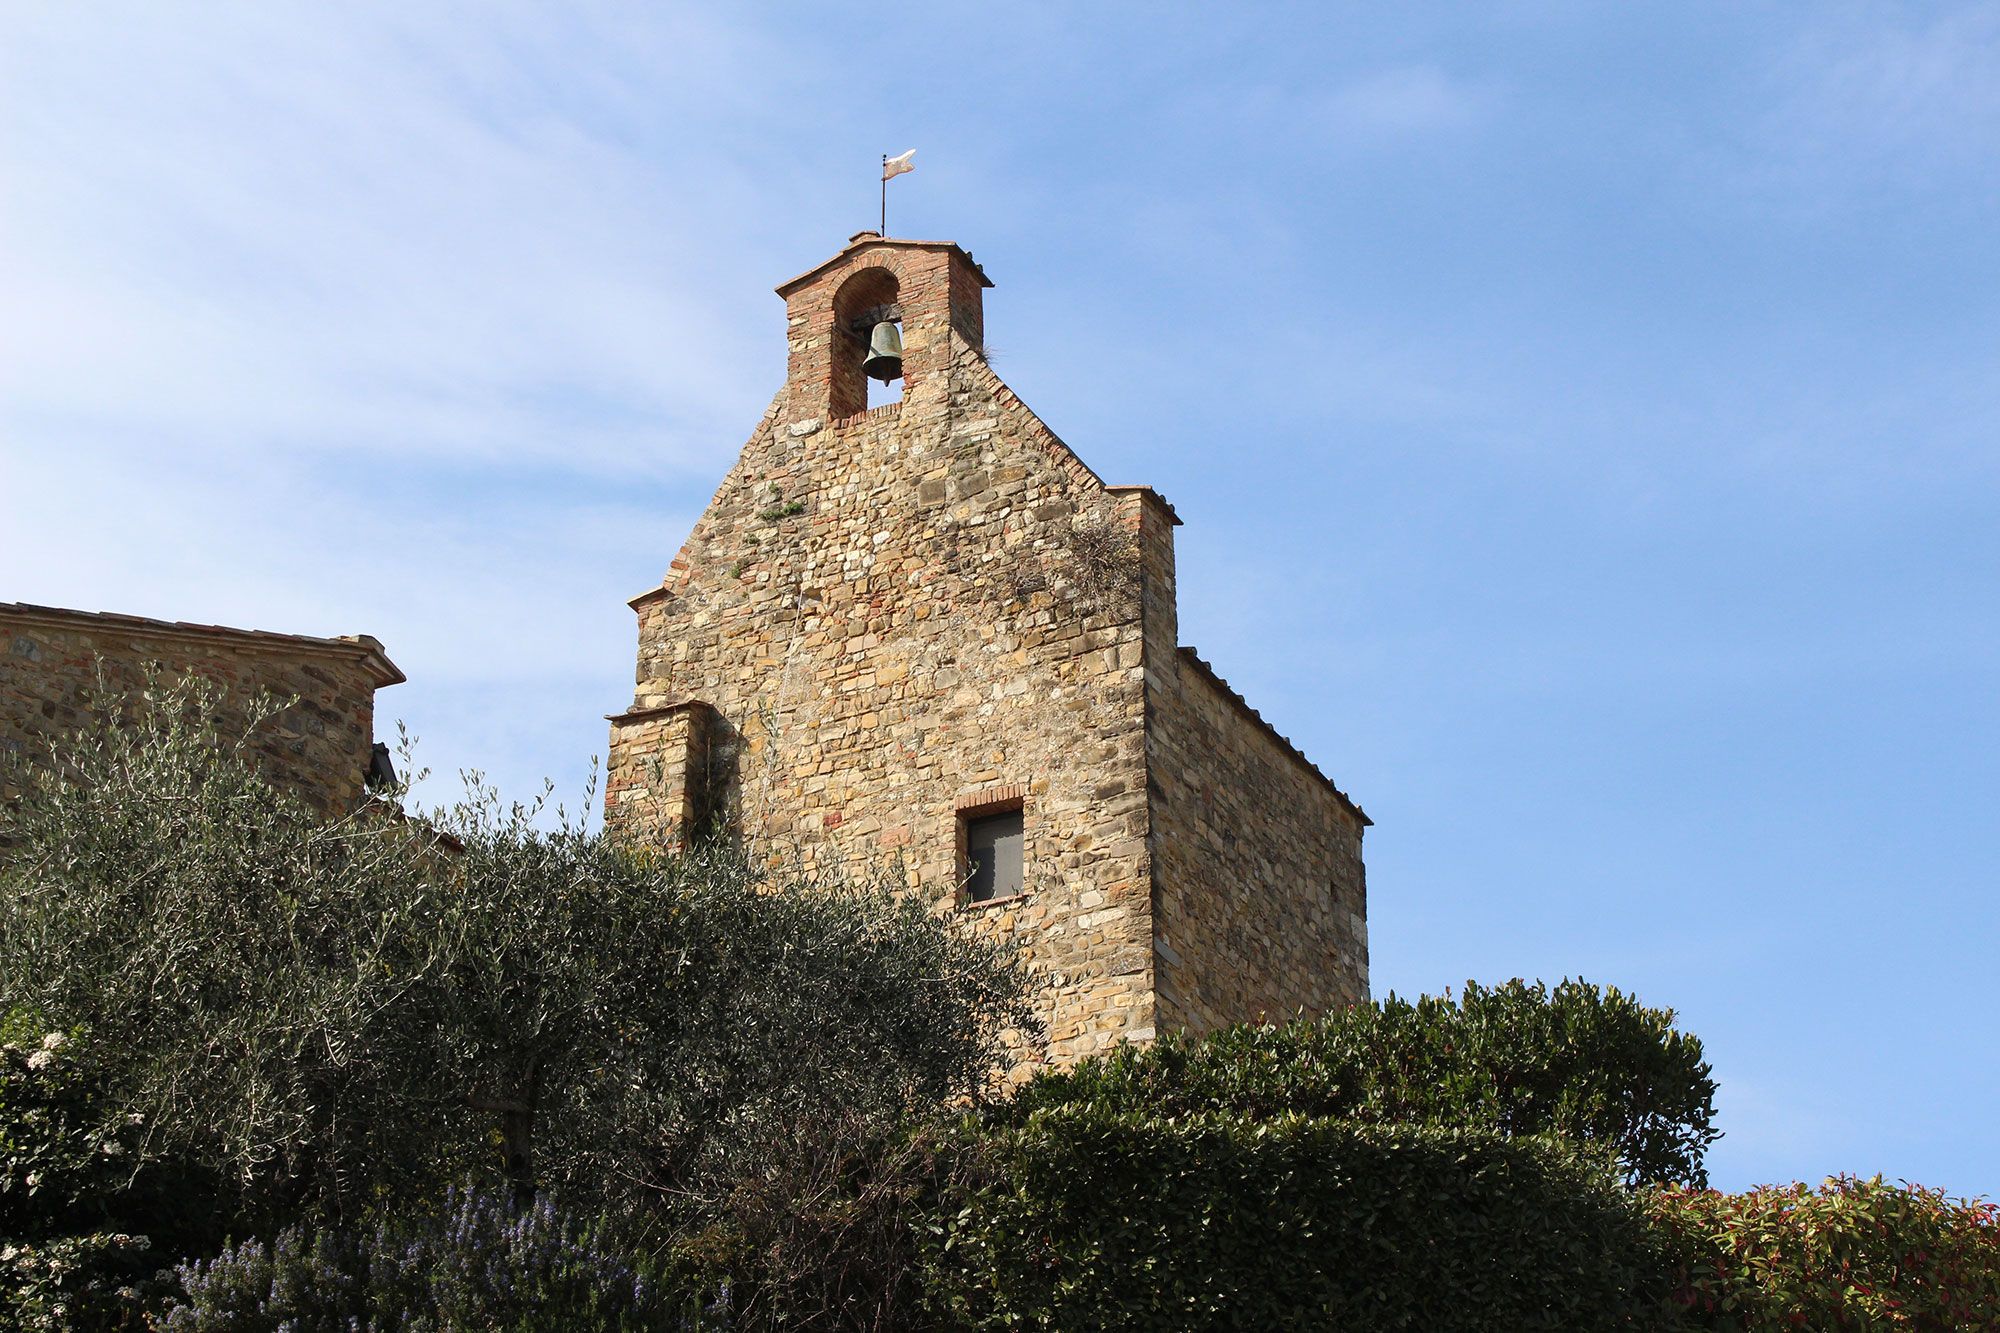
[419,778,1037,1217]
[0,679,443,1227]
[0,676,1037,1237]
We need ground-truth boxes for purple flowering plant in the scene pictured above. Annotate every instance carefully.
[161,1186,729,1330]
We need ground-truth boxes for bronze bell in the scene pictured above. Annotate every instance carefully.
[862,321,903,383]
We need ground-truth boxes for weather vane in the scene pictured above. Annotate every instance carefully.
[880,149,915,235]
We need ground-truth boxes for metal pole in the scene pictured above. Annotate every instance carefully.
[880,155,888,234]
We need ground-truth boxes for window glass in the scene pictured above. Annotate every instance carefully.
[965,810,1024,902]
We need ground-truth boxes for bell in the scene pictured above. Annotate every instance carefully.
[862,321,903,383]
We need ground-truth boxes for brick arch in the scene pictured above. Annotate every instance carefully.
[779,240,988,423]
[829,266,902,419]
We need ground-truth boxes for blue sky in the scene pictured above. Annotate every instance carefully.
[3,3,1996,1197]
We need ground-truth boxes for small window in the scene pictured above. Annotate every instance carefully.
[963,809,1024,903]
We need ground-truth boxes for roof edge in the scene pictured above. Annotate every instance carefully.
[776,237,994,298]
[0,602,406,690]
[955,344,1105,488]
[1177,646,1370,826]
[1104,485,1183,526]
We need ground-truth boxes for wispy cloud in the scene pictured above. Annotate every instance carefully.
[0,4,801,798]
[0,4,795,478]
[1320,64,1495,140]
[1750,5,2000,196]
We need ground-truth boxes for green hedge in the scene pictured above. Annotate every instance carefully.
[1004,979,1719,1186]
[1655,1176,2000,1330]
[921,1109,1685,1332]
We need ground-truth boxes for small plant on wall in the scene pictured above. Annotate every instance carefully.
[756,483,805,523]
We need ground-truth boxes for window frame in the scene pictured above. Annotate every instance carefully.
[955,788,1027,908]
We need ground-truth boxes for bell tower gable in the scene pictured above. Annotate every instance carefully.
[777,233,991,423]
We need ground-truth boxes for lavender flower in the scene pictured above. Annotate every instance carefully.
[159,1188,720,1329]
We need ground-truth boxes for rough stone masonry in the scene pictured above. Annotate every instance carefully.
[606,234,1370,1073]
[0,602,403,815]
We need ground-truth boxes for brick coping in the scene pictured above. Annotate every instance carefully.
[1104,484,1184,526]
[775,235,994,297]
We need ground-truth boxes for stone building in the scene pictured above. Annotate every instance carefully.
[1,602,404,814]
[606,234,1369,1067]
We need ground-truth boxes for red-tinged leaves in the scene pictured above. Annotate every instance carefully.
[1652,1175,2000,1330]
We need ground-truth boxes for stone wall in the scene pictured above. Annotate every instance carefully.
[610,233,1372,1072]
[605,699,717,846]
[1146,645,1370,1036]
[608,237,1161,1071]
[0,603,402,815]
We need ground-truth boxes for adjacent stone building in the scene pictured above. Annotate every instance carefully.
[606,234,1370,1068]
[1,602,404,814]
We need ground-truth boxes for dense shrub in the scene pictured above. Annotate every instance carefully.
[922,1108,1685,1332]
[0,677,1035,1236]
[159,1187,721,1331]
[2,1028,135,1243]
[0,1020,223,1330]
[1005,978,1719,1185]
[677,1114,945,1333]
[1,1231,156,1332]
[1656,1175,2000,1330]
